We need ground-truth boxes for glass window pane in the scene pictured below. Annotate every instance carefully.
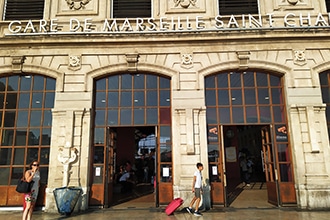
[0,148,12,165]
[244,89,256,104]
[11,167,24,185]
[108,109,118,125]
[14,148,25,165]
[108,91,119,107]
[1,129,14,145]
[120,109,132,125]
[273,106,285,123]
[26,148,39,164]
[0,93,4,108]
[207,108,217,124]
[246,106,258,123]
[6,93,17,109]
[319,73,328,85]
[0,77,6,90]
[121,74,132,89]
[134,108,144,125]
[95,92,106,107]
[205,90,216,106]
[146,108,157,124]
[8,76,19,91]
[17,110,29,127]
[0,168,9,185]
[41,128,51,145]
[20,76,32,91]
[44,92,55,108]
[39,167,49,184]
[30,110,42,127]
[232,107,244,123]
[160,165,172,182]
[279,163,292,182]
[94,146,104,163]
[231,90,242,105]
[230,72,241,88]
[18,93,30,108]
[31,92,43,108]
[120,92,132,107]
[160,108,171,124]
[33,75,44,90]
[243,72,255,87]
[108,75,119,90]
[160,90,170,106]
[219,108,230,124]
[94,128,104,144]
[258,88,270,104]
[95,110,105,126]
[43,110,52,126]
[15,129,27,145]
[218,90,229,105]
[217,74,228,88]
[134,91,145,106]
[160,146,172,162]
[96,78,106,90]
[278,144,289,162]
[147,91,157,106]
[134,74,145,89]
[259,106,271,122]
[271,88,282,104]
[40,148,50,165]
[93,165,103,184]
[160,77,170,89]
[256,72,268,86]
[28,129,40,145]
[205,75,215,88]
[270,75,281,86]
[147,75,157,89]
[46,78,56,90]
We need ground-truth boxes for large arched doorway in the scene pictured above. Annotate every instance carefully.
[205,71,296,207]
[90,73,172,208]
[0,74,55,206]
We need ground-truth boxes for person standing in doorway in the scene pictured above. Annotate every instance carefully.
[186,162,203,217]
[22,160,41,220]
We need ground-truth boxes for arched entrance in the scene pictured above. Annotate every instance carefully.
[205,71,296,207]
[89,73,172,208]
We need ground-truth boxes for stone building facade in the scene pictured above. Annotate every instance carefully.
[0,0,330,212]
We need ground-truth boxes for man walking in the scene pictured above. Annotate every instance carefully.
[186,162,203,216]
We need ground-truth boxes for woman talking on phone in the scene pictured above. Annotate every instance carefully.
[22,160,40,220]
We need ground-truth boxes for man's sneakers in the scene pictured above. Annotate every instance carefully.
[194,211,202,216]
[186,207,193,214]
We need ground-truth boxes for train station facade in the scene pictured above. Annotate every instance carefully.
[0,0,330,212]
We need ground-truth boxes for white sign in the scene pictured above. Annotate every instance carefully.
[163,167,170,177]
[6,13,330,35]
[95,167,101,176]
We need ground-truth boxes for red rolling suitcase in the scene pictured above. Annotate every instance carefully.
[165,198,183,215]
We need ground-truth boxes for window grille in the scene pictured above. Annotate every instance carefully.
[113,0,151,18]
[4,0,44,20]
[219,0,259,15]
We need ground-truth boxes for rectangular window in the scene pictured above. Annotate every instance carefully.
[219,0,259,15]
[112,0,151,18]
[4,0,44,20]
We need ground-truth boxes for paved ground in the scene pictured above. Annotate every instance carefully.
[1,207,329,220]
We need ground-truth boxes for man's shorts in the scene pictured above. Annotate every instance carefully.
[194,188,201,198]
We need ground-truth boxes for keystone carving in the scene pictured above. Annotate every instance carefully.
[174,0,197,8]
[11,56,25,73]
[66,0,91,10]
[293,50,307,66]
[283,0,300,5]
[237,51,250,70]
[68,55,82,70]
[126,53,139,72]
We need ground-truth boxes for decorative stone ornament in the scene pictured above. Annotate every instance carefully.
[68,55,82,70]
[287,0,299,5]
[174,0,197,8]
[11,56,25,73]
[293,50,307,66]
[66,0,91,10]
[181,54,193,65]
[126,53,139,72]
